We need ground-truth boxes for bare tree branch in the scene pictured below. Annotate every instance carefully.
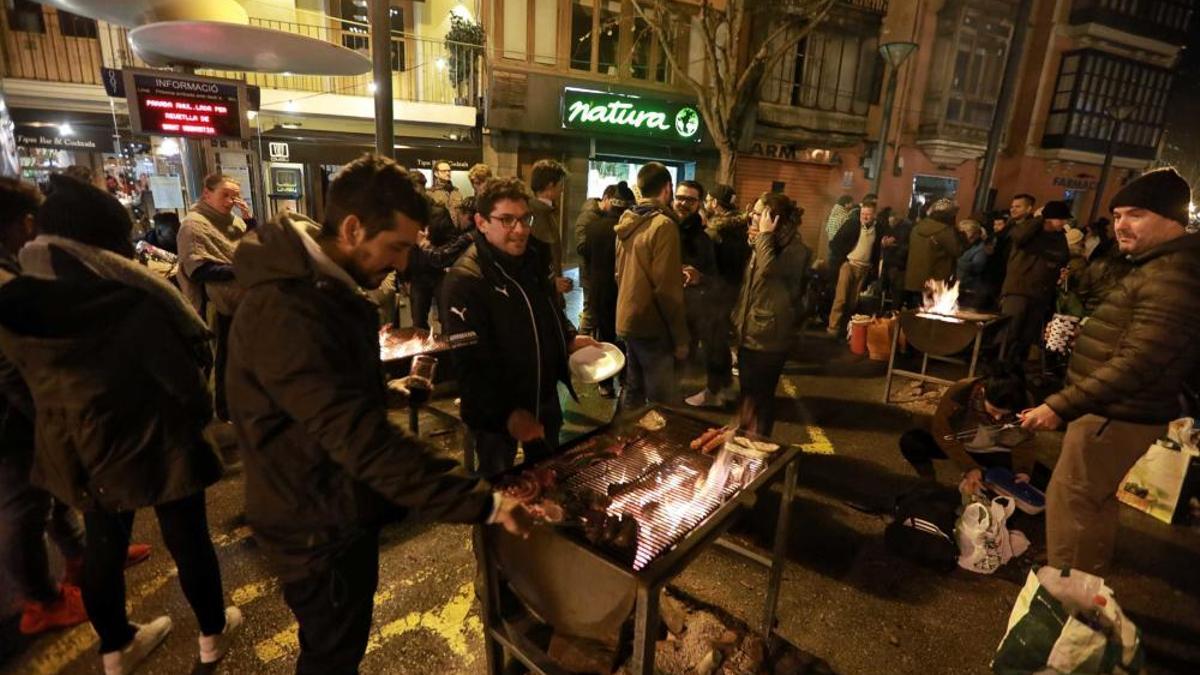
[733,0,834,100]
[629,0,703,93]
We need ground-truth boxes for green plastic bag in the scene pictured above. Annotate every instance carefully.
[992,567,1143,674]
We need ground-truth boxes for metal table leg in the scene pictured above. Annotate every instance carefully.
[966,330,984,379]
[630,582,662,675]
[883,319,902,402]
[474,526,506,675]
[761,459,797,641]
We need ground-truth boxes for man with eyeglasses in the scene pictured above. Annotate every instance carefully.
[428,160,463,223]
[673,180,717,368]
[442,177,599,476]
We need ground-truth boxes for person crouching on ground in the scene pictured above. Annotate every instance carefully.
[900,368,1048,497]
[0,175,239,675]
[731,193,811,437]
[1021,167,1200,575]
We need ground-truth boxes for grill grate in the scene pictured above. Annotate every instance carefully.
[555,410,766,570]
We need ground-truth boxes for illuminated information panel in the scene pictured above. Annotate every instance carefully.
[125,69,248,139]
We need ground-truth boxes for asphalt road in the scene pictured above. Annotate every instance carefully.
[3,317,1199,674]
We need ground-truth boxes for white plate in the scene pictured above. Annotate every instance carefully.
[568,342,625,384]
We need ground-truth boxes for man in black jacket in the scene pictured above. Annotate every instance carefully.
[674,180,717,363]
[405,172,459,329]
[999,199,1070,364]
[442,177,599,476]
[226,155,529,674]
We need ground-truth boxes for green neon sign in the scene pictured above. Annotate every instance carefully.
[561,87,702,143]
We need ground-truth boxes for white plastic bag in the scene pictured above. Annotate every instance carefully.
[956,496,1029,574]
[992,567,1143,675]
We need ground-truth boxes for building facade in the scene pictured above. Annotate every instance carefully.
[1,0,486,222]
[740,0,1192,252]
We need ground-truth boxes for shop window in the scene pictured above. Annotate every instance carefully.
[1041,48,1172,160]
[763,24,881,116]
[7,0,45,33]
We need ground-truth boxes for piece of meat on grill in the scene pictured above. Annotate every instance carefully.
[500,474,542,503]
[690,427,724,451]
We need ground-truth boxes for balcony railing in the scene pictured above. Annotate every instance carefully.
[1,7,484,107]
[1069,0,1195,45]
[846,0,889,12]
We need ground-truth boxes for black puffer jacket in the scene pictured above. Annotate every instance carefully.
[706,212,751,300]
[227,214,493,581]
[1045,233,1200,424]
[441,231,578,434]
[578,206,621,339]
[0,243,219,512]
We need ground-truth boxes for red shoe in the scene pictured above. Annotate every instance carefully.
[63,544,150,586]
[19,584,88,635]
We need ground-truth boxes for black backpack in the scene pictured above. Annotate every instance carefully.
[884,484,960,573]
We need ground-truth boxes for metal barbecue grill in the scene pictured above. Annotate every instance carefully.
[475,406,801,675]
[883,309,1010,402]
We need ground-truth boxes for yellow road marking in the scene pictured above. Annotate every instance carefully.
[255,584,398,664]
[780,376,835,455]
[211,525,253,548]
[231,579,274,606]
[365,581,480,661]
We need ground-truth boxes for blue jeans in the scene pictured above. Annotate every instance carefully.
[622,337,677,408]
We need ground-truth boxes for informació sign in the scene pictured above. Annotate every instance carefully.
[561,87,702,143]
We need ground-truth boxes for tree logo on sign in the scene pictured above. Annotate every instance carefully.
[675,107,700,139]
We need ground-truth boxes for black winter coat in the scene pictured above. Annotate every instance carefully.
[441,231,578,434]
[227,215,492,581]
[1000,217,1069,299]
[1045,233,1200,424]
[0,245,219,512]
[578,206,621,340]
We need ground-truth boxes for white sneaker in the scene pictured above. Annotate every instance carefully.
[199,606,243,664]
[685,389,724,409]
[102,616,172,675]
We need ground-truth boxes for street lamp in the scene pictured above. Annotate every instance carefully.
[870,42,919,197]
[1087,104,1136,227]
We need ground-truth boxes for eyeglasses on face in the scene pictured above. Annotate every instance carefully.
[487,214,534,229]
[674,195,699,204]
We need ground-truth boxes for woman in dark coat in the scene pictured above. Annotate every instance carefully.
[0,176,240,673]
[578,181,634,397]
[731,192,811,437]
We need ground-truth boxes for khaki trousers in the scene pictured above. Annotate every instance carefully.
[1047,414,1165,573]
[828,261,869,333]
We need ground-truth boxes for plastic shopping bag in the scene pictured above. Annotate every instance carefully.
[992,567,1143,675]
[956,496,1029,574]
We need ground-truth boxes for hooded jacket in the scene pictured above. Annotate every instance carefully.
[0,237,219,512]
[530,197,563,276]
[614,201,689,350]
[441,230,578,434]
[905,214,962,292]
[1045,233,1200,424]
[732,232,811,353]
[706,211,751,297]
[226,214,493,581]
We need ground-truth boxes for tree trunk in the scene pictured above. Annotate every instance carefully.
[717,145,738,185]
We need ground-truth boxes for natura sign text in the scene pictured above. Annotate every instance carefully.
[560,87,702,143]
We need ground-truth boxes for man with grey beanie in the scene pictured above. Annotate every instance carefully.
[1022,167,1200,574]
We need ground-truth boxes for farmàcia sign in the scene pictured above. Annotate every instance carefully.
[560,87,702,143]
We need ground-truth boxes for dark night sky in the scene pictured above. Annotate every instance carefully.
[1162,13,1200,185]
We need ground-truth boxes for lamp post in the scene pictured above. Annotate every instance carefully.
[371,0,394,158]
[1087,104,1136,227]
[871,42,918,197]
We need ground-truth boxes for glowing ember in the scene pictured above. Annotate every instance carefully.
[379,328,443,361]
[922,279,959,316]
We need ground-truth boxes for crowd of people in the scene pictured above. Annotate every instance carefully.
[1,153,1199,675]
